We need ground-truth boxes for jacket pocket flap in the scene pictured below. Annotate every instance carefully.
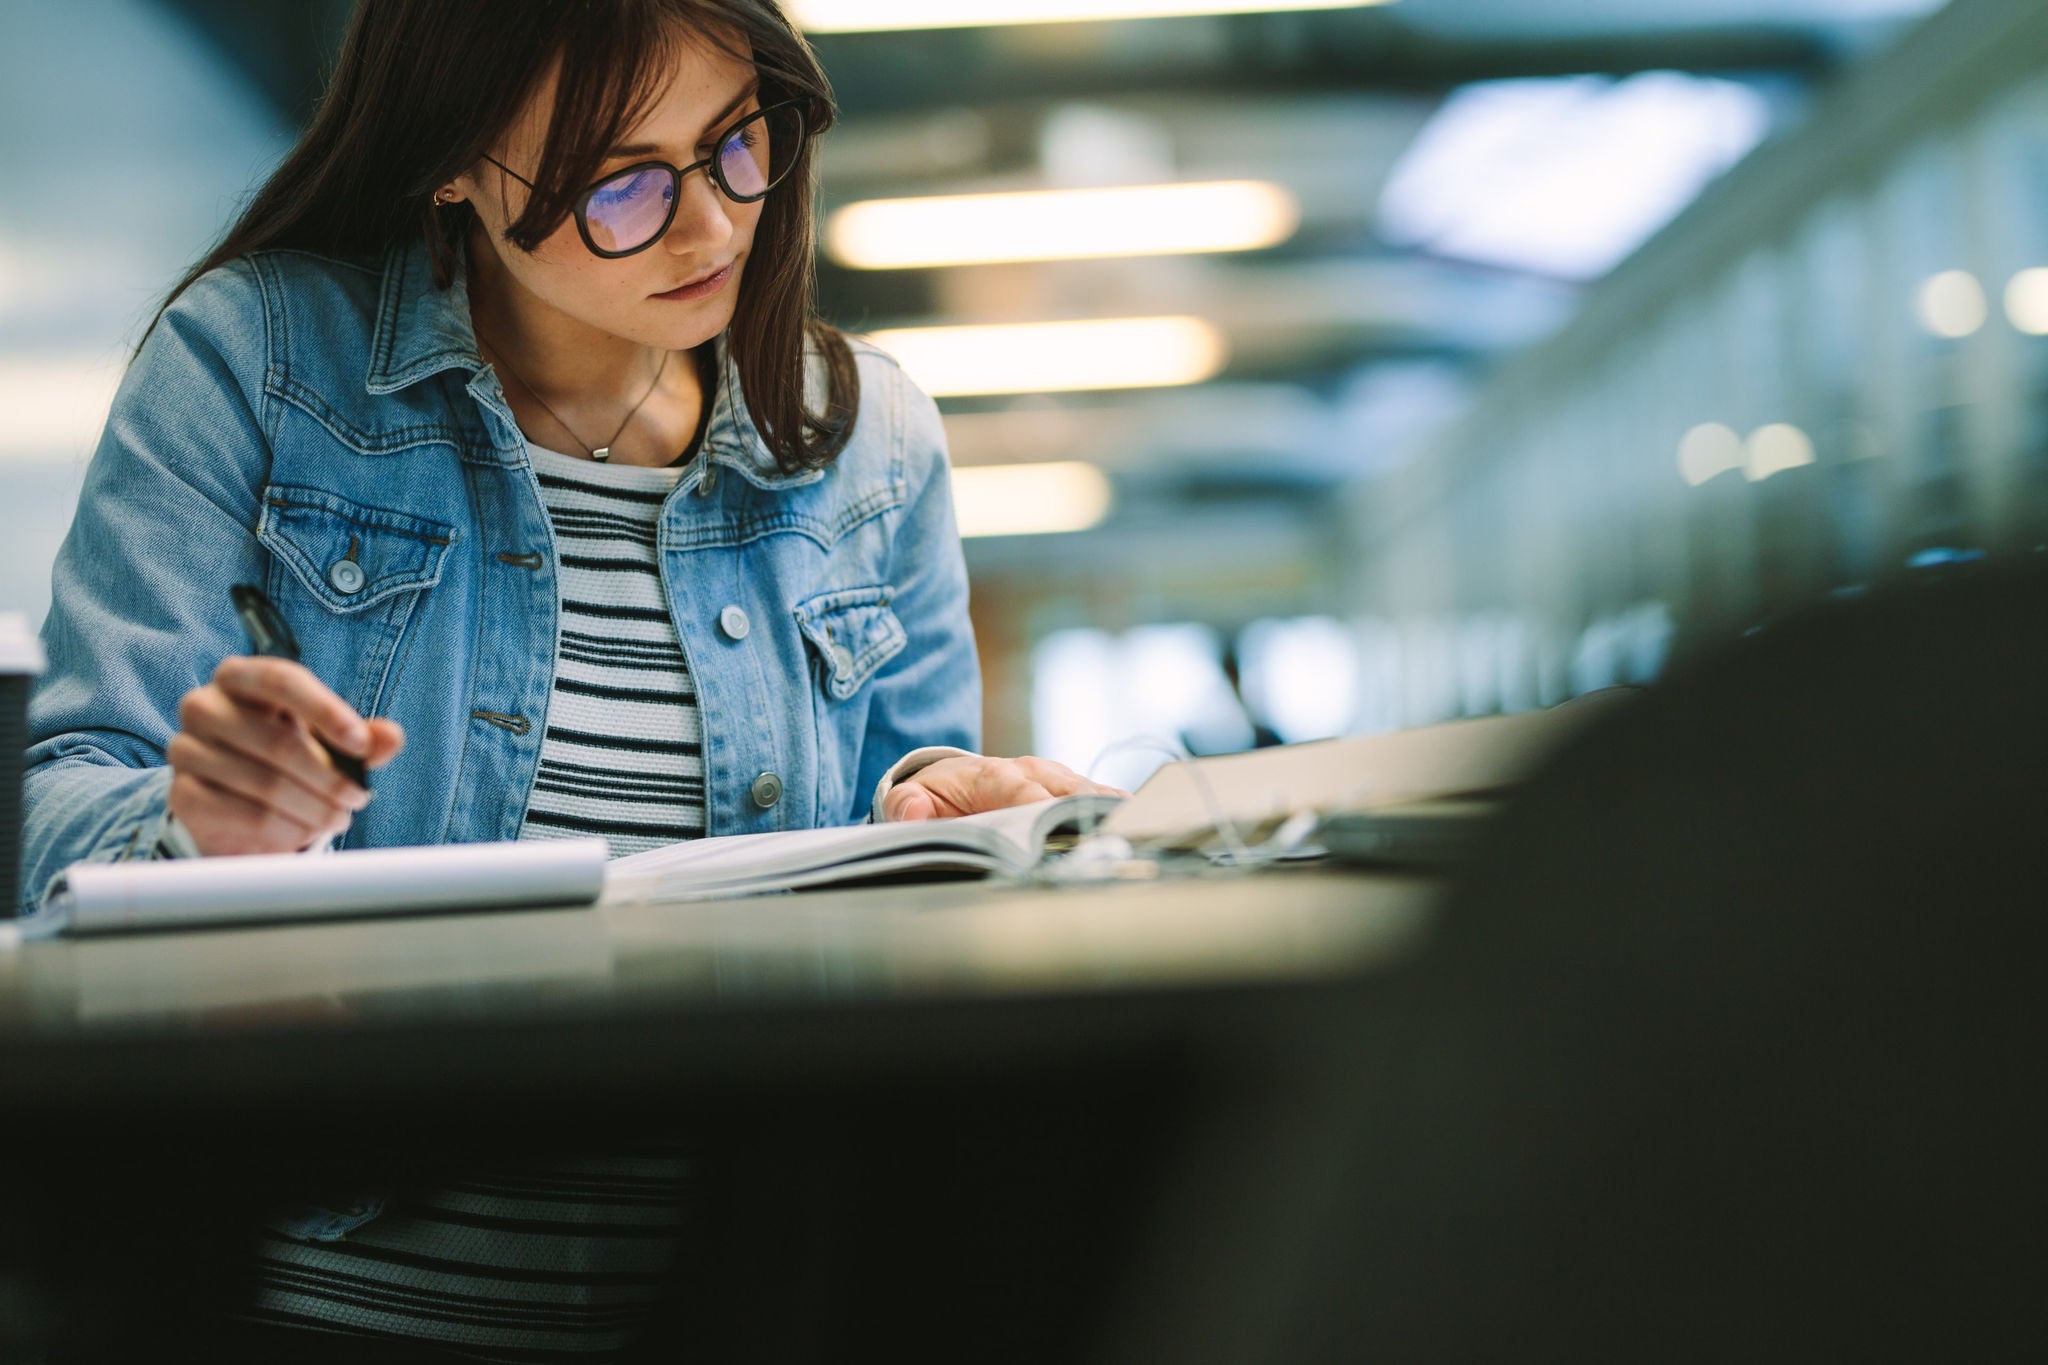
[258,485,456,614]
[794,584,906,701]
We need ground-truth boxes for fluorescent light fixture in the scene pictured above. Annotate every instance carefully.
[2005,267,2048,336]
[1745,424,1815,481]
[952,461,1113,537]
[826,181,1300,270]
[1677,422,1744,486]
[868,317,1227,396]
[791,0,1392,34]
[1918,270,1987,339]
[1379,72,1772,280]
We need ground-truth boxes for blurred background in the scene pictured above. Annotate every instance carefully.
[4,0,2043,789]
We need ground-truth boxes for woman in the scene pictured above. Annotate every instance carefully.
[22,0,1106,1356]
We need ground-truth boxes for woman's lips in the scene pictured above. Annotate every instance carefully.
[653,263,733,302]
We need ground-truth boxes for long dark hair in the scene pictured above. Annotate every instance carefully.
[150,0,856,473]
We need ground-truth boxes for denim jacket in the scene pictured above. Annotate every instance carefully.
[19,236,980,917]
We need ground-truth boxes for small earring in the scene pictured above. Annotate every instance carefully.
[433,189,457,207]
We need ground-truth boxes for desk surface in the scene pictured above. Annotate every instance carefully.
[2,864,1437,1365]
[0,865,1435,1093]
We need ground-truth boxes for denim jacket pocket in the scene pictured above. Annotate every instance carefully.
[794,585,906,701]
[257,484,456,614]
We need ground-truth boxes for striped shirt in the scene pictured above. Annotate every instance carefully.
[245,1146,692,1361]
[518,443,706,858]
[245,440,708,1361]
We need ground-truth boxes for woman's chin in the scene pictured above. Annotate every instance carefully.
[634,294,740,351]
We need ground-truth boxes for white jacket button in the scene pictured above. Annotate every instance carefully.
[719,605,750,640]
[328,560,365,594]
[750,772,783,809]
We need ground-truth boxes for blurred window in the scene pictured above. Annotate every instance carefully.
[1239,617,1359,743]
[1031,616,1373,788]
[1032,624,1245,790]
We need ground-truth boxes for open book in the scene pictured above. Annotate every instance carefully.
[601,695,1620,903]
[602,793,1122,904]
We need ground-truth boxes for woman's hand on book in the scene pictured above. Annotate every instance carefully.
[881,755,1123,822]
[166,657,405,856]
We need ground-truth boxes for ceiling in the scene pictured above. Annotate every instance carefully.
[154,0,1947,509]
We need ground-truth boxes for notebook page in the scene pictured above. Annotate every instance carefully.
[28,838,608,938]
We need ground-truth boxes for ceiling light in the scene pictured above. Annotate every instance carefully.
[867,317,1227,396]
[952,461,1113,537]
[1677,423,1744,486]
[1917,270,1987,339]
[826,181,1300,270]
[1379,72,1772,280]
[2004,267,2048,336]
[1745,424,1815,481]
[790,0,1393,34]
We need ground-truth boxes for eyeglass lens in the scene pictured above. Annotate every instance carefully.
[584,167,677,255]
[580,104,801,255]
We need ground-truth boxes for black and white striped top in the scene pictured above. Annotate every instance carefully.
[242,443,706,1360]
[517,443,706,858]
[245,1144,692,1361]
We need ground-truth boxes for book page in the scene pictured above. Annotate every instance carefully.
[602,795,1123,905]
[603,815,1013,903]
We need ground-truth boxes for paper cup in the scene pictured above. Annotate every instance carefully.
[1,613,45,918]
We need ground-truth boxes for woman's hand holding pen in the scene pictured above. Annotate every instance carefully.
[166,657,406,856]
[882,754,1123,822]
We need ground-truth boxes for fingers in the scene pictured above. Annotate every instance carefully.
[364,718,406,769]
[212,655,371,758]
[1014,755,1103,798]
[1013,755,1125,798]
[178,683,369,812]
[887,757,1044,819]
[168,769,330,858]
[884,754,1134,820]
[170,659,383,857]
[883,784,940,822]
[970,764,1055,812]
[166,730,360,837]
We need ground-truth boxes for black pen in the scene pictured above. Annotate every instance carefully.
[228,583,370,790]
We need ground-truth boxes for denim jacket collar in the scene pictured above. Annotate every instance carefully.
[701,343,826,491]
[366,235,820,491]
[365,238,480,398]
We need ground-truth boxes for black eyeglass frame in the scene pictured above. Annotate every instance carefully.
[480,98,808,260]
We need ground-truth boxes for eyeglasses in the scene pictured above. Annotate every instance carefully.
[482,99,807,259]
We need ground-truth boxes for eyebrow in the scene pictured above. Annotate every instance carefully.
[606,81,762,159]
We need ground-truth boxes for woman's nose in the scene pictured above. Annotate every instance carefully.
[663,171,735,254]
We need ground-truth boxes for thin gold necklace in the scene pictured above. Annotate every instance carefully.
[480,332,669,463]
